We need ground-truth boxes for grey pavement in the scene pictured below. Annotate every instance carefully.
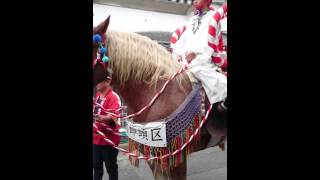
[100,144,227,180]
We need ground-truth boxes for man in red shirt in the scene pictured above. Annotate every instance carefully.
[93,75,121,180]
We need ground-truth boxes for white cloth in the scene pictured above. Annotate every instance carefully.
[172,10,227,104]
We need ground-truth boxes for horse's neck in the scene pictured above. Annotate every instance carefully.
[114,74,192,122]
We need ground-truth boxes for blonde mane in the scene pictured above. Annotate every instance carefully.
[106,30,184,86]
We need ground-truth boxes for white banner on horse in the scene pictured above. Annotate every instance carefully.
[125,120,167,147]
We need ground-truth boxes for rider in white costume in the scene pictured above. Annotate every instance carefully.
[171,0,227,109]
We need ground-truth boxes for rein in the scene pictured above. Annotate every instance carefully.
[93,65,188,119]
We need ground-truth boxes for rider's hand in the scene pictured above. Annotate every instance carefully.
[177,55,183,62]
[94,114,113,123]
[185,52,196,63]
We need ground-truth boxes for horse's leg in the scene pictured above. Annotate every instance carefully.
[147,160,169,180]
[147,159,187,180]
[169,159,187,180]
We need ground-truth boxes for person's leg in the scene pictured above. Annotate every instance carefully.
[102,146,119,180]
[190,65,227,105]
[93,145,104,180]
[217,97,227,113]
[222,97,227,108]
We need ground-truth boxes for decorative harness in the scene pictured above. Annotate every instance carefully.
[93,33,109,69]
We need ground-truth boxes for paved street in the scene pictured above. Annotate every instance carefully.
[101,144,227,180]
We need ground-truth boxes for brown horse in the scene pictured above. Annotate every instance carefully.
[93,17,227,180]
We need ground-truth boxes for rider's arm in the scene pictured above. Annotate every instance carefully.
[188,46,213,68]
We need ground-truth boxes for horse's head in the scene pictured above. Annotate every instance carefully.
[93,16,110,87]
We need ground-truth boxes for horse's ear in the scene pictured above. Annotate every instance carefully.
[95,16,110,34]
